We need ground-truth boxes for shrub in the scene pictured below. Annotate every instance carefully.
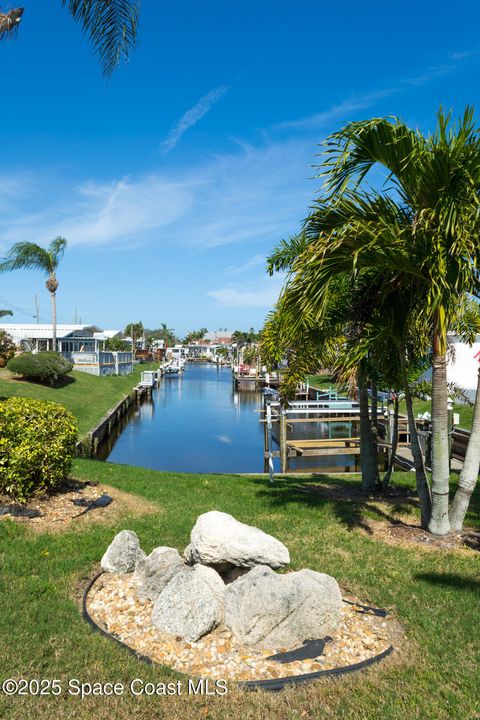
[7,351,73,386]
[0,330,16,367]
[0,397,78,503]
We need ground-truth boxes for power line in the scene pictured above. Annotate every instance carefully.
[0,295,68,324]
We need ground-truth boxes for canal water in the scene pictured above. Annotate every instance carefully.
[104,363,265,473]
[102,363,356,474]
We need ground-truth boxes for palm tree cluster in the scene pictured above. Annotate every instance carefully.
[262,107,480,536]
[147,323,177,348]
[184,328,208,344]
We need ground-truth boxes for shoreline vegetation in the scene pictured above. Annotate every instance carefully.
[1,459,478,720]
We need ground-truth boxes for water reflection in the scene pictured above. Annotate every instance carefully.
[104,363,265,473]
[102,363,356,474]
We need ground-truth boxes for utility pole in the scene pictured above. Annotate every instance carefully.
[34,295,39,324]
[74,307,78,324]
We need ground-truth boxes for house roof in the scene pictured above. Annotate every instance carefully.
[204,331,234,342]
[0,324,102,341]
[93,330,123,340]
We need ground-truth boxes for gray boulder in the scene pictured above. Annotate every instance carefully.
[189,511,290,569]
[183,543,194,565]
[101,530,145,573]
[134,547,184,601]
[224,565,342,650]
[152,564,225,642]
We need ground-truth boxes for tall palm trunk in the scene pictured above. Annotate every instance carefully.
[428,316,451,535]
[50,292,57,351]
[371,381,378,427]
[402,365,432,528]
[46,274,59,353]
[449,366,480,532]
[358,362,379,492]
[382,395,399,490]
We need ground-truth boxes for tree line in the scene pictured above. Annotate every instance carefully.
[261,108,480,537]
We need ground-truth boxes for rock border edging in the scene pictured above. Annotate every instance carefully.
[82,570,394,692]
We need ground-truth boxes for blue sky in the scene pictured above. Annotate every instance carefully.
[1,0,480,336]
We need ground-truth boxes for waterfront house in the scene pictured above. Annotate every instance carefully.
[0,323,133,376]
[0,323,102,354]
[421,335,480,402]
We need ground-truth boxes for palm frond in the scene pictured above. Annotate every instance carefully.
[0,7,23,40]
[48,237,67,269]
[61,0,139,78]
[266,233,309,275]
[0,242,52,274]
[320,116,424,203]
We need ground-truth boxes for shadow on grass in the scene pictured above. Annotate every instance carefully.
[254,474,420,533]
[9,374,77,388]
[414,572,480,593]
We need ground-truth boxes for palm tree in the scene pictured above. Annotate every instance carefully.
[312,109,480,535]
[124,321,144,359]
[0,310,12,318]
[0,237,67,352]
[266,170,480,528]
[0,2,139,77]
[158,322,176,347]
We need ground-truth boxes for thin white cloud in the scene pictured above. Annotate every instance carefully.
[225,254,266,274]
[403,64,454,87]
[277,64,456,131]
[278,89,399,131]
[207,276,285,308]
[450,49,480,61]
[0,138,313,253]
[162,84,229,154]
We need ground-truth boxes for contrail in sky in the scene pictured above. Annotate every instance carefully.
[162,84,228,154]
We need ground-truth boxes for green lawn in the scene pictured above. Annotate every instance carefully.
[0,363,157,438]
[1,459,479,720]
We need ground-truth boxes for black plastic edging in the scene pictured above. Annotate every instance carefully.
[82,571,394,693]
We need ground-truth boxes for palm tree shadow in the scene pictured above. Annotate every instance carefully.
[254,474,419,533]
[414,572,480,593]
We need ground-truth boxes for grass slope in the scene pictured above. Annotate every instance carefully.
[1,459,479,720]
[0,363,157,437]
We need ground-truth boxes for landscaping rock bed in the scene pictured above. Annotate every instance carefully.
[85,512,402,685]
[85,572,399,682]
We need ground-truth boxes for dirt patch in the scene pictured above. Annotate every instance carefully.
[295,483,479,553]
[0,480,159,534]
[357,518,480,553]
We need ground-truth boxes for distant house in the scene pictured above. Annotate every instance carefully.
[0,323,132,376]
[0,323,102,355]
[421,334,480,402]
[203,330,234,344]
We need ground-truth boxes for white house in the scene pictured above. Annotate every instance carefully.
[0,323,132,376]
[421,335,480,401]
[0,323,102,354]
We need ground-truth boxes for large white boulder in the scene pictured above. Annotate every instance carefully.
[224,565,342,650]
[188,511,290,569]
[101,530,145,574]
[152,564,225,642]
[134,547,184,601]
